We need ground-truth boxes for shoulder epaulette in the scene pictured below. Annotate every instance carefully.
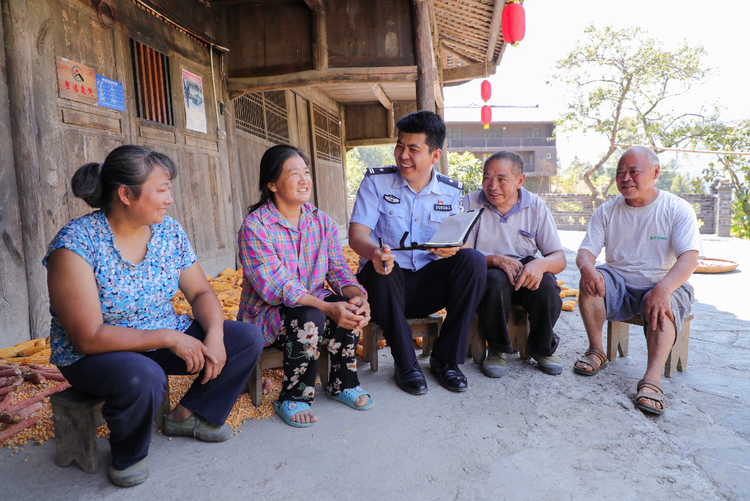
[436,173,463,191]
[365,166,398,176]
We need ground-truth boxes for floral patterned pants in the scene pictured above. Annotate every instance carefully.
[277,295,361,403]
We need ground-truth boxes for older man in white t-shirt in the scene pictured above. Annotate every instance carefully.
[574,146,702,416]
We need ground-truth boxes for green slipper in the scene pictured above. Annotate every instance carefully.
[481,351,507,378]
[108,457,148,488]
[163,414,233,442]
[527,348,563,376]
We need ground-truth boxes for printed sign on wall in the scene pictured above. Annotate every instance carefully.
[182,69,207,133]
[56,57,97,105]
[96,75,126,112]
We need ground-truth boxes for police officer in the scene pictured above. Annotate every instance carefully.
[349,111,486,394]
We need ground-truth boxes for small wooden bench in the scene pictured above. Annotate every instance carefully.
[607,314,694,378]
[467,304,530,364]
[245,343,330,406]
[362,314,443,371]
[50,385,171,474]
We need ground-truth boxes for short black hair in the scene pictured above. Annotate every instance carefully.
[396,111,446,152]
[485,150,524,176]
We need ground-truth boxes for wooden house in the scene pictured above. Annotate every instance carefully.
[446,120,557,192]
[0,0,517,345]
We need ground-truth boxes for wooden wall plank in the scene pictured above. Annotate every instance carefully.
[0,5,31,345]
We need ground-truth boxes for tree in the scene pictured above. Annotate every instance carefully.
[550,24,716,200]
[447,151,483,194]
[345,145,395,201]
[695,120,750,238]
[553,157,592,194]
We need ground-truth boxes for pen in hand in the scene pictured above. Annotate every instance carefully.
[379,237,388,273]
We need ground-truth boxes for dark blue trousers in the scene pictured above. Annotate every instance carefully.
[58,320,263,470]
[357,248,487,369]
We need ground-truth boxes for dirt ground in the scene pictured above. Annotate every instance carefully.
[3,231,749,500]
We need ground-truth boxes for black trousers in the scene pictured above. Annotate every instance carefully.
[357,248,486,369]
[58,320,263,470]
[477,258,562,356]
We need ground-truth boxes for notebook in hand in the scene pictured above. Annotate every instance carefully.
[393,208,484,250]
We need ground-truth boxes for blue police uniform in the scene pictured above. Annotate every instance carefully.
[351,166,487,371]
[350,165,464,271]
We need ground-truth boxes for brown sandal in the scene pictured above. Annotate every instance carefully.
[634,378,665,415]
[573,347,608,376]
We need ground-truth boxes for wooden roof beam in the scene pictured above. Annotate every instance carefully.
[486,0,504,62]
[369,84,392,110]
[227,66,419,96]
[443,61,496,84]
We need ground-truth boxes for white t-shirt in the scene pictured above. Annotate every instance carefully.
[579,190,703,287]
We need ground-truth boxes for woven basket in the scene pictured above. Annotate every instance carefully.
[695,258,739,274]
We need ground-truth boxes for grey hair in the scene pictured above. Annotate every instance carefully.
[484,150,524,176]
[623,145,660,168]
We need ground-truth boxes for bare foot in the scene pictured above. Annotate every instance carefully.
[262,377,273,395]
[636,386,664,411]
[289,405,318,424]
[355,394,370,407]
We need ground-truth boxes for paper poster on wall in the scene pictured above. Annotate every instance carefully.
[182,69,207,133]
[56,57,97,105]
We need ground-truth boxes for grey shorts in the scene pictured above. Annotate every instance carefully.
[597,265,694,335]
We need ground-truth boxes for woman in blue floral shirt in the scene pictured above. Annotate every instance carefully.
[44,145,263,487]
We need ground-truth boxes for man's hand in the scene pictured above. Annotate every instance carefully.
[643,283,674,332]
[428,247,461,259]
[488,254,523,285]
[373,246,396,275]
[514,259,546,291]
[579,263,606,297]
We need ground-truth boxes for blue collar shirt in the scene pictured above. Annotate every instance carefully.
[350,166,463,271]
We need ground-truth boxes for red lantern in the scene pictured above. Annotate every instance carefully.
[480,80,491,102]
[481,105,492,130]
[501,1,526,46]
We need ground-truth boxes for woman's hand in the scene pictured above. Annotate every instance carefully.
[201,331,227,384]
[169,332,216,374]
[325,301,367,330]
[347,295,371,328]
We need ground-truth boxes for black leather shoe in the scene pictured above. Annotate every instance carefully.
[394,360,428,395]
[430,357,468,392]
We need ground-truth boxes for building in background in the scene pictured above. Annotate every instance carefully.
[445,120,557,193]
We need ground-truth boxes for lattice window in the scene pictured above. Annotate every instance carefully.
[313,104,341,163]
[131,40,173,126]
[233,92,290,145]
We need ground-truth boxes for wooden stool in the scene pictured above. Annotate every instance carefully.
[362,314,443,371]
[245,342,330,406]
[467,304,530,364]
[50,385,171,474]
[607,314,694,378]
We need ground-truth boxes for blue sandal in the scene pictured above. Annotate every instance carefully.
[273,400,316,428]
[326,386,374,411]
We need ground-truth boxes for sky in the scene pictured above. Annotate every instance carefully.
[443,0,750,175]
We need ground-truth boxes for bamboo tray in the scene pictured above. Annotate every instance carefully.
[695,258,739,274]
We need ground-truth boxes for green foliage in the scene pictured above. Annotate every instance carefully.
[345,145,394,200]
[551,157,591,194]
[447,151,483,194]
[694,120,750,239]
[550,24,716,199]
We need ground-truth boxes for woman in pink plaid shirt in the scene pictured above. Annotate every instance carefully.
[238,145,374,427]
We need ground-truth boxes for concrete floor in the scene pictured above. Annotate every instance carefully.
[3,231,749,500]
